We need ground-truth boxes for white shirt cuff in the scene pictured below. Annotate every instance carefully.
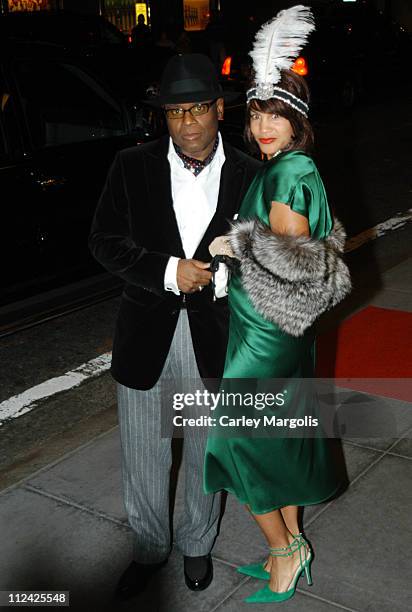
[164,256,180,295]
[214,262,229,298]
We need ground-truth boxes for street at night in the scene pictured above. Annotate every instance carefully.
[0,1,411,611]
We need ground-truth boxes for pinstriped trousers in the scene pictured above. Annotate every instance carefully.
[117,310,221,563]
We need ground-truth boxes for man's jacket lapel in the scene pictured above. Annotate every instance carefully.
[194,141,247,260]
[145,136,185,258]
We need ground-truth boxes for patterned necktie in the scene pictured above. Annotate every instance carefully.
[174,136,219,177]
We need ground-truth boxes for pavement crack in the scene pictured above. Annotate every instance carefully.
[295,589,362,612]
[22,483,129,530]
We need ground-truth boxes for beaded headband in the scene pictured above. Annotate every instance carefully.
[247,5,315,117]
[246,85,309,117]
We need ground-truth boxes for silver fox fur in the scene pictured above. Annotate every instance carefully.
[228,218,352,337]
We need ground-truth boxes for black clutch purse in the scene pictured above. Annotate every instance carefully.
[210,254,239,301]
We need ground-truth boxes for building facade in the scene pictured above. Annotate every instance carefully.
[1,1,409,34]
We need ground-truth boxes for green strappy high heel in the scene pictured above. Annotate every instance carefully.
[244,535,312,603]
[237,533,311,581]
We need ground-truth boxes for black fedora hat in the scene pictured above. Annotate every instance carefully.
[148,53,239,106]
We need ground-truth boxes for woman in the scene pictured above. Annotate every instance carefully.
[204,6,351,604]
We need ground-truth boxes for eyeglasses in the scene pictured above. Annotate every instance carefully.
[164,99,217,120]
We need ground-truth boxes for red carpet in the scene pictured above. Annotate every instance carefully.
[316,306,412,401]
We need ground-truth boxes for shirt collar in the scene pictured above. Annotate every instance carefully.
[168,132,225,175]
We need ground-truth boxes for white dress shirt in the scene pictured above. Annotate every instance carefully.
[164,133,228,296]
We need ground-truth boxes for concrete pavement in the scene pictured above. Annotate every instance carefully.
[1,257,411,612]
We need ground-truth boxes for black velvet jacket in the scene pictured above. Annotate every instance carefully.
[89,135,261,390]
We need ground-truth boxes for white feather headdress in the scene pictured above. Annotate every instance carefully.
[247,5,315,115]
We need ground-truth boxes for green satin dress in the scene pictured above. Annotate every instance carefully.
[203,150,341,514]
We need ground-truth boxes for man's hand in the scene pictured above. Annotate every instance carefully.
[177,259,212,293]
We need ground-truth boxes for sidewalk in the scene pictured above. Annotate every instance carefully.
[1,258,411,612]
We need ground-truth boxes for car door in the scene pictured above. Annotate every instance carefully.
[2,53,138,302]
[0,65,49,306]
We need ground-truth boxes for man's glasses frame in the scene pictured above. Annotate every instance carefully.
[163,99,218,120]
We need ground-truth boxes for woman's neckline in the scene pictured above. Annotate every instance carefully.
[268,149,283,160]
[267,149,308,161]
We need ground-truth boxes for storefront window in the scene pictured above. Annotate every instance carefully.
[104,0,149,35]
[8,0,53,11]
[183,0,210,31]
[135,2,148,25]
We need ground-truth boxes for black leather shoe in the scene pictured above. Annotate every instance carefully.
[183,553,213,591]
[115,559,167,601]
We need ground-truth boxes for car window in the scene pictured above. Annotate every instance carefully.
[12,59,128,149]
[0,73,23,162]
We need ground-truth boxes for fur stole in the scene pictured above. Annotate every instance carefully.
[228,218,352,337]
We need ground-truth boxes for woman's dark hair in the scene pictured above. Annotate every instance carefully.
[244,69,314,157]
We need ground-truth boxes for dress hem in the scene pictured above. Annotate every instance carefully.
[204,481,343,515]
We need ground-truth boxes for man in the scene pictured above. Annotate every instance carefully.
[89,54,261,600]
[131,13,151,48]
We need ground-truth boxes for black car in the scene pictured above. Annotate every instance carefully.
[0,41,155,306]
[0,10,171,101]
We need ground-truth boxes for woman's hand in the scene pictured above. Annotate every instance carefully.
[209,236,235,258]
